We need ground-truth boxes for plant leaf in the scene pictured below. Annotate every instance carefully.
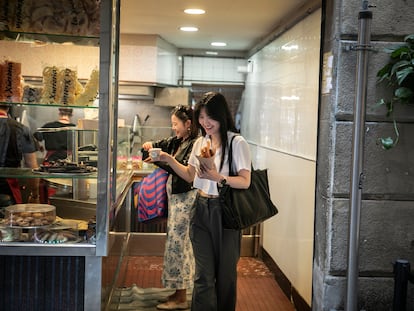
[391,60,410,78]
[390,46,409,59]
[377,120,400,150]
[396,67,414,85]
[379,137,394,150]
[404,34,414,44]
[395,87,413,100]
[374,98,386,108]
[377,63,392,81]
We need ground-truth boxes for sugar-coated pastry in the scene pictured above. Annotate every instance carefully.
[0,60,22,103]
[41,66,60,104]
[75,69,99,106]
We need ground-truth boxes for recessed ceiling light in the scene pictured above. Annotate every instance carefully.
[180,26,198,32]
[281,95,300,101]
[184,8,205,15]
[282,44,299,51]
[211,42,227,47]
[206,51,218,55]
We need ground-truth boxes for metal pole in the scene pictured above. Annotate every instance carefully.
[393,259,410,311]
[345,1,372,310]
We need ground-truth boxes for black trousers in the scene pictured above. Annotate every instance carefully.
[190,194,241,311]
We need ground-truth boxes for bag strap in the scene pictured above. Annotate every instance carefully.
[228,134,238,176]
[228,134,255,175]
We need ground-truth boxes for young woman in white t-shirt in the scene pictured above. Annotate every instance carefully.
[156,92,251,311]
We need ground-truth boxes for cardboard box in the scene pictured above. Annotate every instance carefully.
[77,119,125,129]
[77,119,99,130]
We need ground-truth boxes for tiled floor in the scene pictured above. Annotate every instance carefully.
[110,256,295,311]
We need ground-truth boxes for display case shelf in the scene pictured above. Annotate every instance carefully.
[0,30,99,46]
[0,167,97,179]
[0,101,99,108]
[34,127,98,133]
[0,242,96,255]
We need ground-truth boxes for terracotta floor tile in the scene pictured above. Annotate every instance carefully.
[114,256,295,311]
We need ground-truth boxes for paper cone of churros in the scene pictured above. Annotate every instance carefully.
[196,137,215,169]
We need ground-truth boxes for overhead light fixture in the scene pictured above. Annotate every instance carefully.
[206,51,218,55]
[281,95,300,101]
[184,8,205,15]
[282,44,299,51]
[180,26,198,32]
[211,42,226,47]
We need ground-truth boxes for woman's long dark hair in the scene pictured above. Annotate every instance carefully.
[194,92,236,171]
[171,105,199,140]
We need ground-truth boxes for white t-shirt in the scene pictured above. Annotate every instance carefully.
[188,132,251,195]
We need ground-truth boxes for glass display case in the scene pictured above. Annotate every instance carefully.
[0,0,123,309]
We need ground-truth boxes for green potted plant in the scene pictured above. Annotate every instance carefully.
[376,34,414,149]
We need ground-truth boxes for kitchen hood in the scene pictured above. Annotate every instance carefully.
[154,87,190,107]
[118,81,190,107]
[118,82,155,99]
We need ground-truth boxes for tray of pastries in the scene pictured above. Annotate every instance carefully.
[3,204,56,228]
[33,229,81,244]
[33,159,97,175]
[0,226,21,242]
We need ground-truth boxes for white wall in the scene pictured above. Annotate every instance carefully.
[119,34,179,84]
[241,9,321,304]
[182,56,246,85]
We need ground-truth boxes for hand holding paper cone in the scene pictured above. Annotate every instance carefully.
[200,140,215,158]
[197,138,215,169]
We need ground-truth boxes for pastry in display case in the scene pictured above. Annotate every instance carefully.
[0,60,23,102]
[33,228,80,244]
[0,226,21,242]
[0,204,90,244]
[0,59,99,106]
[34,159,97,174]
[2,0,100,38]
[40,66,99,106]
[3,203,56,227]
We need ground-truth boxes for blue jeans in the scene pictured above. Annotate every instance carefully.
[190,194,241,311]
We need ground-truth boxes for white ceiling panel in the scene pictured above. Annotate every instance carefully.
[120,0,310,53]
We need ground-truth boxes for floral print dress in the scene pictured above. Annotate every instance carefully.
[162,174,197,289]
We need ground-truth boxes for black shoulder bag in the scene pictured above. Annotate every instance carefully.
[219,135,278,230]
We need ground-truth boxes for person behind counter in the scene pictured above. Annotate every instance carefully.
[142,105,199,310]
[34,107,76,164]
[152,92,251,311]
[0,104,40,207]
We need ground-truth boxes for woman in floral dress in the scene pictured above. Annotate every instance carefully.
[142,105,199,310]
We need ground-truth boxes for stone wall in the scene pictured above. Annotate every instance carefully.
[313,0,414,310]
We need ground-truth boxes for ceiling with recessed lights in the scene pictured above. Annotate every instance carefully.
[120,0,310,55]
